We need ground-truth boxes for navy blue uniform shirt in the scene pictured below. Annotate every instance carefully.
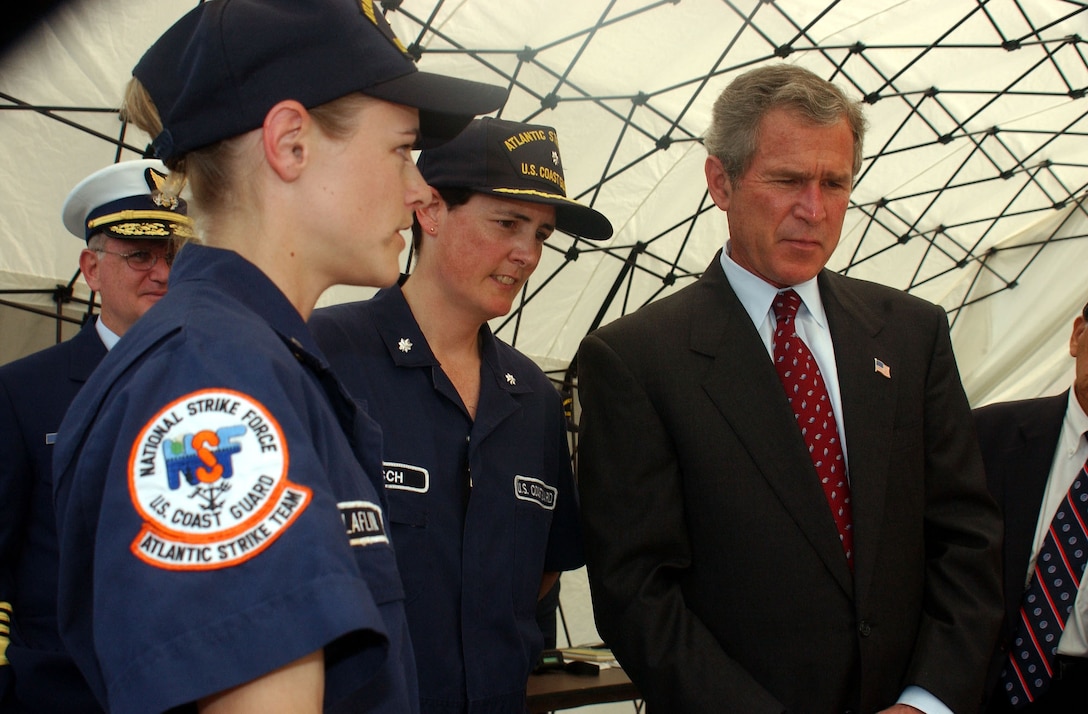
[311,284,584,714]
[52,244,418,714]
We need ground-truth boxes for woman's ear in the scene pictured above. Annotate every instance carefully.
[414,186,445,234]
[262,100,310,182]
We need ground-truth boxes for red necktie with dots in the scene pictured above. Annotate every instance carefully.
[772,290,853,568]
[1000,450,1088,708]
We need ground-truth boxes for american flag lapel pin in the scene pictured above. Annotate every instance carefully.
[874,358,891,378]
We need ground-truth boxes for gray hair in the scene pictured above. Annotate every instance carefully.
[704,64,867,184]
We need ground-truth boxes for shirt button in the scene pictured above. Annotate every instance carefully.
[858,620,872,637]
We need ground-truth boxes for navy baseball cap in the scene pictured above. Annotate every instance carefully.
[417,117,613,241]
[62,160,194,242]
[133,0,508,162]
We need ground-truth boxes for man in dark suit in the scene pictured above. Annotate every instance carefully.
[0,159,190,712]
[576,65,1003,714]
[974,300,1088,713]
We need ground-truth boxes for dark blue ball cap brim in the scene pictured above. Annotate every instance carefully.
[134,0,507,161]
[366,71,509,150]
[419,117,614,241]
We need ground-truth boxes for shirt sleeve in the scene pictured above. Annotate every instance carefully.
[898,685,954,714]
[54,333,397,714]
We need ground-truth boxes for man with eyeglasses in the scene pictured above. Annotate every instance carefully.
[0,159,192,712]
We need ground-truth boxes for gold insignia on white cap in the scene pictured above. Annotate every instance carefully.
[61,159,192,241]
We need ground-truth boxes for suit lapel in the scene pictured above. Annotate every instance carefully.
[819,273,896,602]
[1002,395,1066,614]
[67,318,109,385]
[694,259,854,596]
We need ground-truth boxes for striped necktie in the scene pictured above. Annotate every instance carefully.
[1000,448,1088,708]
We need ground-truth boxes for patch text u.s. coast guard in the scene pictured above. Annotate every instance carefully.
[127,389,311,570]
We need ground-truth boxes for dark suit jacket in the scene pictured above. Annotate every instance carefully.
[973,393,1087,710]
[0,319,105,712]
[576,253,1003,714]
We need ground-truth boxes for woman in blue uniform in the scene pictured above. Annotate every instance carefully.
[50,1,504,712]
[310,117,613,713]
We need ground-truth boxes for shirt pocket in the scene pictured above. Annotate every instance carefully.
[386,499,430,605]
[512,499,553,619]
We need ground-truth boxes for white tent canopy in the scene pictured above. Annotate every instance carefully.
[2,1,1087,691]
[2,0,1086,406]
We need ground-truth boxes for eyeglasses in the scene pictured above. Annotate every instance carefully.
[94,248,175,271]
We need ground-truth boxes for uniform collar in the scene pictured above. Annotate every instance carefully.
[371,282,532,395]
[369,283,438,368]
[172,243,327,364]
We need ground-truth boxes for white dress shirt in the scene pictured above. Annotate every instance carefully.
[94,316,121,351]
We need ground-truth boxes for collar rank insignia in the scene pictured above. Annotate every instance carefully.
[398,338,413,353]
[505,372,516,385]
